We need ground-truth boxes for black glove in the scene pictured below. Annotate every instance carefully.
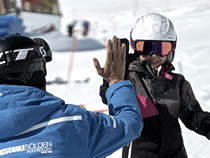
[192,111,210,140]
[125,52,141,79]
[99,79,109,104]
[99,38,140,104]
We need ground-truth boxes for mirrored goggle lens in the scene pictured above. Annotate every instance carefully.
[136,41,173,56]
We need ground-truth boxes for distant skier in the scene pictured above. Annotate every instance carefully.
[67,20,77,37]
[0,34,143,157]
[82,20,90,37]
[99,13,210,158]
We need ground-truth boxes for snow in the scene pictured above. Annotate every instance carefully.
[45,0,210,157]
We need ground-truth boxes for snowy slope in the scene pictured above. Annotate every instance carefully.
[46,0,210,157]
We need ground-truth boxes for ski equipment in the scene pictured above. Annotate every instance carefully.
[130,13,177,62]
[0,34,52,89]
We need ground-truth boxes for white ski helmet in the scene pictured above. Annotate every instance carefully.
[130,13,177,62]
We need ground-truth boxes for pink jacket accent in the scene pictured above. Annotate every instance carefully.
[136,94,159,119]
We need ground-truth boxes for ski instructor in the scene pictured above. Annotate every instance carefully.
[0,34,143,157]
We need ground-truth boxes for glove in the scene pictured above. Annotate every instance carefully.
[207,131,210,140]
[125,52,141,79]
[192,111,210,140]
[99,79,109,104]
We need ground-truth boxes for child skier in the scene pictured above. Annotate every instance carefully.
[100,13,210,158]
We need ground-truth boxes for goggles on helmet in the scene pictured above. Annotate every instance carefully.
[135,40,176,56]
[130,33,176,57]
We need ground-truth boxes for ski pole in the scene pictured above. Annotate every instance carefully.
[66,37,77,82]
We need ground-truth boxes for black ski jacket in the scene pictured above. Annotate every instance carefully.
[122,60,210,158]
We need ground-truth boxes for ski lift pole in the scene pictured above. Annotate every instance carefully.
[66,36,77,83]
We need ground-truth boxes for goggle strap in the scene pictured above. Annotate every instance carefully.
[172,40,176,50]
[130,30,136,50]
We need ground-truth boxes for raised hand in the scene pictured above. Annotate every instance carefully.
[93,36,126,85]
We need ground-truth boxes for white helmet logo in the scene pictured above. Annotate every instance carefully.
[40,47,47,57]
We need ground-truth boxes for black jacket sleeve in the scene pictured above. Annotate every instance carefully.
[179,77,210,140]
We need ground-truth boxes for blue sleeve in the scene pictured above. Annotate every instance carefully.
[83,80,143,158]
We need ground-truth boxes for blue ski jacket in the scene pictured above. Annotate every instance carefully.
[0,80,143,158]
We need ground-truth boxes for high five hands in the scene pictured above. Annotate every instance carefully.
[93,36,126,85]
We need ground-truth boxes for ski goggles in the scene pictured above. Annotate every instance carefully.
[131,40,176,57]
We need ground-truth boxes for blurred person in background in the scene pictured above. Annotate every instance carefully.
[0,34,143,157]
[99,13,210,158]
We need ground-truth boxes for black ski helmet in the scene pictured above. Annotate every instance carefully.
[0,34,52,90]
